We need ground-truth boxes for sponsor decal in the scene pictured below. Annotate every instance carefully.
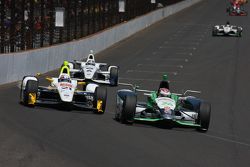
[59,83,72,88]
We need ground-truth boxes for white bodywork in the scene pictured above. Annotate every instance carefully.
[21,74,77,103]
[50,74,77,102]
[116,87,201,121]
[86,83,99,93]
[213,24,242,35]
[155,97,176,110]
[69,51,118,84]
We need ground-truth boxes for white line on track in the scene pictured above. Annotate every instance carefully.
[119,77,162,82]
[159,46,197,50]
[136,64,184,68]
[119,77,179,83]
[126,70,178,75]
[175,52,193,56]
[163,42,200,46]
[184,38,203,41]
[146,58,189,62]
[202,133,250,148]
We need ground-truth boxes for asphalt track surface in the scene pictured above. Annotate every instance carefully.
[1,0,250,166]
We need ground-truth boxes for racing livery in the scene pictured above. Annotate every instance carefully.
[20,70,107,113]
[212,22,242,37]
[115,80,211,132]
[69,50,119,86]
[227,0,248,16]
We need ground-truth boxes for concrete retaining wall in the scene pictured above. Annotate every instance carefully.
[0,0,201,85]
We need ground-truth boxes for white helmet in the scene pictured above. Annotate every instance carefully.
[159,88,171,97]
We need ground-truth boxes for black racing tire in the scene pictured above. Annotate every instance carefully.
[110,67,118,86]
[212,31,216,36]
[238,31,242,37]
[212,28,217,36]
[120,95,136,124]
[23,80,38,106]
[93,87,107,114]
[197,102,211,132]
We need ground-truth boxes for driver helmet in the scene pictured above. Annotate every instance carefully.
[159,88,171,97]
[59,74,70,82]
[226,21,230,25]
[86,59,95,65]
[63,61,69,66]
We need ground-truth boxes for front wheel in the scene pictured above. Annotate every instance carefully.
[196,102,211,132]
[23,80,38,106]
[212,29,217,36]
[120,95,136,124]
[238,31,242,37]
[110,67,118,86]
[93,87,107,114]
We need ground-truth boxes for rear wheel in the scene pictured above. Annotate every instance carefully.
[212,29,217,36]
[197,102,211,132]
[93,87,107,114]
[23,80,38,106]
[120,95,136,124]
[238,31,242,37]
[110,67,118,86]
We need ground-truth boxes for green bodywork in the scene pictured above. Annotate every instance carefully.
[175,120,200,127]
[134,117,200,127]
[134,117,163,122]
[146,91,180,109]
[137,91,200,127]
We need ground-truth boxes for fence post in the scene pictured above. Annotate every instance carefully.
[20,0,25,50]
[40,0,44,47]
[0,0,5,53]
[92,0,96,33]
[87,0,90,35]
[28,0,34,49]
[74,0,77,39]
[66,0,71,41]
[80,0,84,37]
[10,0,16,52]
[49,0,54,45]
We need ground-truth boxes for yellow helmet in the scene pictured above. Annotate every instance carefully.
[63,61,69,66]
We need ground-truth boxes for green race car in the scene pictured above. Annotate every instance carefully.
[115,76,211,132]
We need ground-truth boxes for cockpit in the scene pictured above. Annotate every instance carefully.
[86,59,95,66]
[58,74,71,83]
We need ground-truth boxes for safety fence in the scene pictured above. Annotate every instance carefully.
[0,0,182,53]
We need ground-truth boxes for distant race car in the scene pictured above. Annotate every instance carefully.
[212,22,242,37]
[115,81,211,132]
[68,50,119,86]
[20,69,107,113]
[227,0,248,16]
[227,6,247,16]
